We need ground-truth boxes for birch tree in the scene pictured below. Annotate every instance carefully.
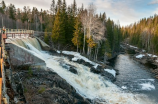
[80,9,88,54]
[92,19,105,61]
[86,4,96,56]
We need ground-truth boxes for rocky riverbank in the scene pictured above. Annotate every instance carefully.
[7,48,119,104]
[59,51,119,82]
[11,67,91,104]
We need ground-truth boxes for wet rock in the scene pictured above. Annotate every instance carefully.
[72,92,84,100]
[114,69,119,75]
[60,63,78,74]
[49,48,57,54]
[61,54,74,61]
[75,100,90,104]
[96,65,103,70]
[90,67,102,74]
[76,59,92,67]
[69,66,78,74]
[101,71,116,82]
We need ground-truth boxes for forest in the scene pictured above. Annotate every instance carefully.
[122,14,158,54]
[0,0,122,61]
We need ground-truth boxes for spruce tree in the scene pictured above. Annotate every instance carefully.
[8,4,16,20]
[57,0,62,11]
[72,0,77,16]
[52,9,65,49]
[0,0,6,14]
[106,18,114,51]
[21,6,28,23]
[50,0,55,14]
[72,15,82,52]
[66,6,75,45]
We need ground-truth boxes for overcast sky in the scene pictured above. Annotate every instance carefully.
[3,0,158,26]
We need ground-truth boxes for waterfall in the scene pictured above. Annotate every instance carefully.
[10,38,42,51]
[8,38,156,104]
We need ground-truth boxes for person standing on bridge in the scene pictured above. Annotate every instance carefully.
[2,27,5,34]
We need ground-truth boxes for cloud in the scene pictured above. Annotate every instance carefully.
[5,0,51,10]
[3,0,155,26]
[149,0,158,5]
[93,0,140,26]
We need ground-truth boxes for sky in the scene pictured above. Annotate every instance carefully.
[3,0,158,26]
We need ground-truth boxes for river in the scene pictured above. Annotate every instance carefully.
[8,38,158,104]
[113,54,158,103]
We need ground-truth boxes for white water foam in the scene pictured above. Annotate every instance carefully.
[9,39,156,104]
[140,83,155,91]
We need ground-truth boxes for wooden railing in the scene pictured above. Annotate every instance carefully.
[0,47,2,104]
[0,30,9,104]
[0,29,34,39]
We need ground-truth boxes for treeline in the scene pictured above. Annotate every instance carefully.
[122,14,158,54]
[0,0,48,30]
[44,0,122,61]
[0,0,122,61]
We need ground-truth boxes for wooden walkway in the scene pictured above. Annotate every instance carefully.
[0,29,34,104]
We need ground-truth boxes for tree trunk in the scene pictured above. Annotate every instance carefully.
[83,27,86,54]
[96,47,99,61]
[77,43,78,52]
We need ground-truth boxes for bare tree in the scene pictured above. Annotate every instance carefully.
[86,4,97,56]
[80,4,105,60]
[80,10,88,54]
[92,19,105,61]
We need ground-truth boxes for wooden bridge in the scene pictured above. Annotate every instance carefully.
[0,29,34,39]
[0,28,34,104]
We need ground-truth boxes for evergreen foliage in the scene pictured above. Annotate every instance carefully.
[72,15,82,52]
[52,9,65,48]
[122,15,158,54]
[0,0,122,60]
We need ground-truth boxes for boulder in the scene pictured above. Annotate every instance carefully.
[76,59,92,67]
[101,71,116,82]
[90,67,102,74]
[69,67,78,74]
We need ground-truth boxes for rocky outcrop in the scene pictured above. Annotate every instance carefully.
[90,66,116,82]
[60,52,118,82]
[12,67,91,104]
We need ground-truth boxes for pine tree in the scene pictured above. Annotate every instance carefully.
[72,15,82,52]
[52,9,65,49]
[57,0,62,11]
[50,0,55,14]
[8,4,16,20]
[21,6,28,23]
[44,29,49,44]
[72,0,77,16]
[66,6,75,45]
[0,0,6,14]
[106,18,114,51]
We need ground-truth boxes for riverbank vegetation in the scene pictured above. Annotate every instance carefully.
[121,14,158,55]
[45,0,122,61]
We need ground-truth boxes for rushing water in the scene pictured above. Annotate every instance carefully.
[8,38,157,104]
[114,54,158,103]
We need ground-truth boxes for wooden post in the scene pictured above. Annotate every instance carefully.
[0,47,2,104]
